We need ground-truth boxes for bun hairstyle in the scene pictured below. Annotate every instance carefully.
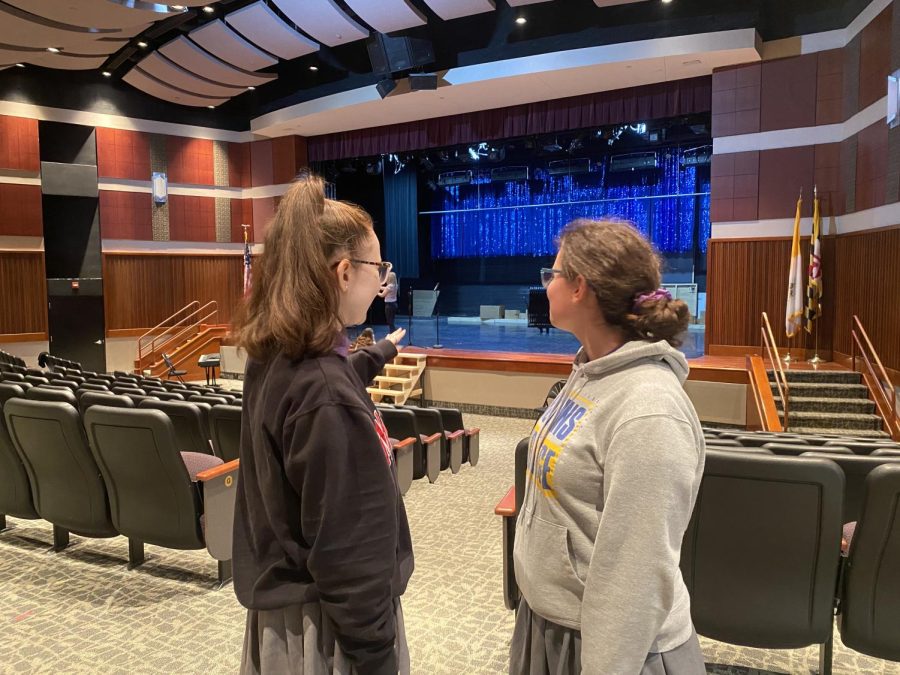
[232,171,374,360]
[557,218,690,347]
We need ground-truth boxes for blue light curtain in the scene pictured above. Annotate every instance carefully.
[431,147,710,258]
[384,166,419,277]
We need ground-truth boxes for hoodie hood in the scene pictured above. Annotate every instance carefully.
[574,339,690,384]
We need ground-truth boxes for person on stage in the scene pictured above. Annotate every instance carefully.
[382,270,399,332]
[511,218,706,674]
[231,172,413,675]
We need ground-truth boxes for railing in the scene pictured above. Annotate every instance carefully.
[136,301,218,372]
[850,315,899,438]
[761,311,791,431]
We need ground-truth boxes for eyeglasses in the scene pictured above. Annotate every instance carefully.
[350,258,393,283]
[540,268,564,288]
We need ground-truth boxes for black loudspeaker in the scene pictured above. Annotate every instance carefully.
[367,33,433,74]
[376,79,397,99]
[409,73,437,91]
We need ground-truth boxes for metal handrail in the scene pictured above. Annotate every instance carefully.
[136,301,218,370]
[851,315,897,426]
[761,312,790,431]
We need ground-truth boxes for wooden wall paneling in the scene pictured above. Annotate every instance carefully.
[170,255,244,326]
[103,254,178,331]
[0,115,40,173]
[0,251,47,334]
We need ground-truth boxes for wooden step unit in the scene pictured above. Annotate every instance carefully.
[368,352,427,405]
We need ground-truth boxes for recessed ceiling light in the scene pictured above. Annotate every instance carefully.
[137,41,148,48]
[102,71,111,77]
[15,63,25,68]
[207,105,215,109]
[247,86,255,90]
[309,65,318,71]
[47,47,61,53]
[515,16,527,25]
[170,4,185,10]
[661,0,673,3]
[202,5,214,13]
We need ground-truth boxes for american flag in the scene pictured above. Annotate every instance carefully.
[242,225,252,296]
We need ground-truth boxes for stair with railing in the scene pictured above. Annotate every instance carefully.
[134,301,228,380]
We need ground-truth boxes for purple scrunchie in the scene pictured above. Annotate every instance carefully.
[633,288,672,311]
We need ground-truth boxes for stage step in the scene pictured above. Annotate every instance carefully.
[374,375,412,385]
[384,364,419,372]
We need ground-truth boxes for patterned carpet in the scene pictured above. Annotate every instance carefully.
[1,412,898,674]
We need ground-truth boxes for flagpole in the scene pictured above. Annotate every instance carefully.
[784,187,803,364]
[808,186,823,365]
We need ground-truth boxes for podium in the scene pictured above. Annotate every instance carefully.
[412,290,440,317]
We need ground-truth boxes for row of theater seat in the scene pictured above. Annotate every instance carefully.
[0,350,26,368]
[497,434,900,672]
[377,404,480,495]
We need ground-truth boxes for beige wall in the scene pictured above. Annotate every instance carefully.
[683,380,747,426]
[425,367,563,409]
[0,340,48,368]
[105,336,139,374]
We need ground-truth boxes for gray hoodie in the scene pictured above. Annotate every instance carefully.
[513,340,705,674]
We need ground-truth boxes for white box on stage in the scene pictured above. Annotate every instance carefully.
[480,305,505,320]
[412,290,440,317]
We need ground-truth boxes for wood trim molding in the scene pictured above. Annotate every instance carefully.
[0,332,47,343]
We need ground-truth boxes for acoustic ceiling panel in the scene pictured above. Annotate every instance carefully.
[421,0,496,21]
[190,19,277,72]
[0,49,108,70]
[343,0,427,34]
[507,0,554,5]
[3,0,174,30]
[159,36,276,87]
[593,0,646,6]
[272,0,367,47]
[225,2,318,61]
[124,67,231,107]
[138,53,247,98]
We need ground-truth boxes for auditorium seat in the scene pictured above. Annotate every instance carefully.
[708,445,774,455]
[390,438,415,495]
[26,386,77,406]
[764,443,852,457]
[0,383,38,530]
[378,407,441,483]
[871,448,900,457]
[49,379,79,392]
[77,383,109,394]
[139,399,213,457]
[208,405,241,462]
[826,440,900,455]
[680,450,843,675]
[77,392,134,419]
[800,452,900,525]
[153,391,186,402]
[1,372,25,383]
[112,386,145,396]
[434,407,480,466]
[737,434,807,448]
[23,375,49,387]
[703,438,741,447]
[405,406,463,473]
[188,394,230,407]
[4,399,118,550]
[838,464,900,663]
[83,406,232,584]
[496,437,529,611]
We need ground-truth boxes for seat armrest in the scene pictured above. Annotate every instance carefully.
[445,429,465,440]
[421,432,442,445]
[392,437,415,454]
[466,427,481,436]
[495,486,517,517]
[198,459,239,561]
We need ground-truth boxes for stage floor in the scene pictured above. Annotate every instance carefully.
[354,317,705,359]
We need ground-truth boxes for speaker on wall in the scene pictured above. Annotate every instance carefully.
[409,73,438,91]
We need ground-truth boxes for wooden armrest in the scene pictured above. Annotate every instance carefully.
[392,437,416,449]
[444,429,465,440]
[421,432,442,444]
[197,459,239,482]
[466,427,481,436]
[494,486,517,517]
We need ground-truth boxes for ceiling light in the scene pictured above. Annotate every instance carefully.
[47,47,61,53]
[102,71,111,77]
[661,0,673,3]
[15,63,25,68]
[207,105,215,109]
[515,16,527,25]
[246,86,255,90]
[309,65,318,71]
[202,5,214,13]
[170,4,185,10]
[137,41,148,48]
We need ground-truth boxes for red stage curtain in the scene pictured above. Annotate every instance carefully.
[308,76,711,162]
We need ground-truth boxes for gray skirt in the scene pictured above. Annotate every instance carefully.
[240,599,409,675]
[510,600,706,675]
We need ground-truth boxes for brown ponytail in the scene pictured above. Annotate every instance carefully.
[558,218,691,347]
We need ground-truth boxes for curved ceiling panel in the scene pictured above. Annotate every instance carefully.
[124,66,231,107]
[0,7,132,50]
[190,19,277,72]
[3,0,178,30]
[0,48,108,70]
[342,0,426,34]
[507,0,554,5]
[138,53,248,98]
[272,0,367,47]
[421,0,496,21]
[158,36,276,87]
[225,2,318,61]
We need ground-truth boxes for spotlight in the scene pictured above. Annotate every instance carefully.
[137,41,148,48]
[376,78,396,99]
[309,65,318,71]
[202,5,214,13]
[47,47,61,53]
[468,146,479,161]
[515,16,527,24]
[661,0,673,3]
[102,71,111,77]
[207,104,215,109]
[15,63,25,68]
[170,4,185,10]
[247,86,255,90]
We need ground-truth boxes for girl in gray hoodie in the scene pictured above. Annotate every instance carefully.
[511,219,706,675]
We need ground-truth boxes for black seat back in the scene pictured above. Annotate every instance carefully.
[77,383,109,394]
[0,383,38,520]
[83,406,204,549]
[26,386,77,406]
[4,399,116,537]
[77,391,134,418]
[839,464,900,661]
[138,399,212,456]
[801,452,900,523]
[680,450,843,648]
[514,437,529,514]
[379,407,425,478]
[762,442,844,457]
[208,404,241,462]
[188,394,230,407]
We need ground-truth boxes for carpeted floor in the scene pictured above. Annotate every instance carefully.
[1,412,898,674]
